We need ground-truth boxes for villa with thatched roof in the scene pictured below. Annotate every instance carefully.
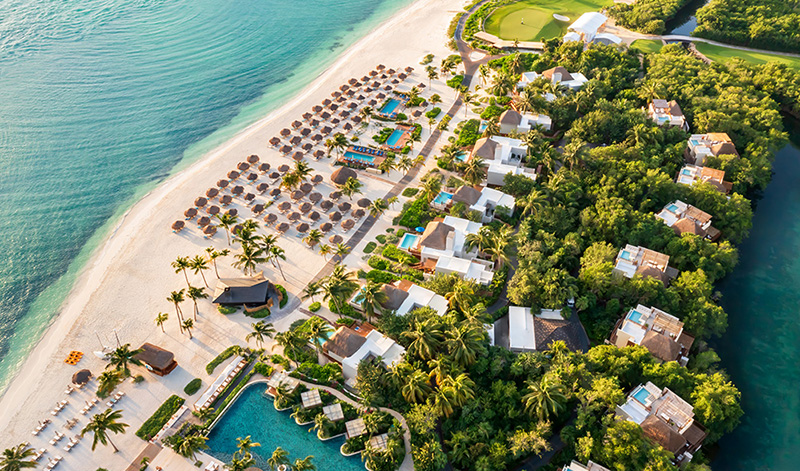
[518,66,588,95]
[211,272,280,313]
[686,133,738,166]
[411,216,495,285]
[379,279,448,316]
[498,109,552,134]
[676,164,731,194]
[616,382,706,466]
[134,343,177,376]
[648,99,689,131]
[469,136,535,186]
[322,327,405,386]
[492,306,588,353]
[445,185,515,223]
[609,305,694,365]
[330,166,358,186]
[613,245,678,285]
[655,200,720,241]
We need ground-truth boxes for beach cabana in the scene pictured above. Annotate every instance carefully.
[360,75,370,82]
[194,197,208,208]
[338,202,352,212]
[220,195,233,206]
[340,110,351,118]
[376,92,386,99]
[228,170,240,180]
[332,91,341,97]
[257,183,269,193]
[320,222,333,233]
[72,370,92,385]
[383,85,392,91]
[172,221,184,232]
[405,66,413,73]
[135,343,177,376]
[398,73,407,80]
[331,167,357,186]
[184,208,198,219]
[377,64,386,70]
[369,70,378,77]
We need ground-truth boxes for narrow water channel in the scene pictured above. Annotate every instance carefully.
[713,118,800,470]
[664,0,708,35]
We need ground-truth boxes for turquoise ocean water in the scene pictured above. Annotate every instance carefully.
[0,0,411,393]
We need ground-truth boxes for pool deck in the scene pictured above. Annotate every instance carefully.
[382,124,413,150]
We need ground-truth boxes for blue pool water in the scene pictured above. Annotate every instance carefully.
[682,168,692,175]
[399,233,419,250]
[381,98,401,115]
[386,128,405,147]
[343,151,376,164]
[207,383,365,471]
[620,250,631,261]
[632,386,651,404]
[455,151,468,162]
[433,191,453,205]
[690,139,701,146]
[628,309,643,323]
[667,204,679,213]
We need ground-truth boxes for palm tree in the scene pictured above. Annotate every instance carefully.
[106,343,143,376]
[97,369,122,398]
[268,246,287,281]
[324,138,336,157]
[186,285,208,321]
[562,139,586,171]
[440,58,455,78]
[520,189,547,217]
[320,263,357,316]
[216,213,239,246]
[235,435,261,459]
[303,229,323,248]
[233,243,266,276]
[354,281,388,323]
[170,434,209,461]
[246,321,276,349]
[182,318,195,339]
[464,226,492,255]
[420,176,442,203]
[443,373,475,407]
[205,247,230,278]
[445,279,476,313]
[478,64,489,85]
[302,281,322,302]
[268,447,291,471]
[310,414,331,437]
[446,326,486,368]
[359,106,373,125]
[281,172,301,191]
[397,155,413,174]
[273,330,308,366]
[462,157,487,185]
[227,455,256,471]
[378,155,396,174]
[318,244,332,261]
[333,243,351,259]
[461,91,474,118]
[189,255,210,288]
[339,177,363,200]
[81,409,129,453]
[522,377,568,421]
[483,117,500,137]
[172,256,191,287]
[483,225,514,269]
[155,312,169,333]
[638,80,664,103]
[167,289,186,332]
[426,65,438,87]
[402,319,443,360]
[292,456,316,471]
[304,317,333,357]
[434,387,456,418]
[368,198,389,218]
[293,161,313,181]
[327,133,348,158]
[401,369,432,403]
[0,443,36,471]
[489,72,514,96]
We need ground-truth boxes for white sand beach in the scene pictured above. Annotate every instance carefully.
[0,0,465,468]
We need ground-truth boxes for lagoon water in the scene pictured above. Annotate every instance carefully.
[0,0,411,393]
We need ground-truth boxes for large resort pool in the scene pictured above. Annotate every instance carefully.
[379,98,401,117]
[207,383,366,471]
[339,145,385,168]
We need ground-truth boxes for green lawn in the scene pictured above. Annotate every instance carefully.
[484,0,609,42]
[695,42,800,71]
[631,39,663,54]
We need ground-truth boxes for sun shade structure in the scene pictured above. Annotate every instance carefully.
[292,151,304,161]
[278,201,291,212]
[172,220,185,231]
[225,208,238,217]
[290,136,302,145]
[269,171,281,180]
[237,162,250,172]
[220,195,233,205]
[278,164,290,173]
[301,389,323,408]
[329,211,342,222]
[329,191,342,200]
[243,193,255,203]
[311,134,323,142]
[292,120,302,128]
[342,219,355,230]
[299,202,312,213]
[257,183,269,193]
[312,174,324,184]
[247,172,258,181]
[72,369,92,385]
[247,155,259,164]
[134,343,177,376]
[269,137,281,146]
[197,216,211,226]
[184,208,198,218]
[312,105,323,113]
[357,198,371,208]
[270,188,281,197]
[309,192,322,202]
[291,190,305,200]
[320,200,334,211]
[228,170,240,180]
[279,145,292,154]
[288,212,301,222]
[203,225,217,236]
[264,213,277,224]
[303,112,313,120]
[331,167,357,185]
[352,209,365,219]
[313,150,325,159]
[258,163,270,173]
[205,188,219,199]
[280,128,291,136]
[346,418,366,438]
[323,403,344,421]
[320,222,333,232]
[369,434,389,451]
[207,205,220,215]
[231,186,244,195]
[329,234,343,244]
[300,128,311,137]
[276,223,289,233]
[212,272,277,309]
[309,211,321,222]
[194,197,208,207]
[296,223,309,233]
[252,204,265,214]
[217,179,229,189]
[338,202,352,212]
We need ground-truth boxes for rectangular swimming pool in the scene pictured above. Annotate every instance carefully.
[632,386,651,405]
[381,98,401,115]
[433,191,453,205]
[343,151,375,164]
[620,250,631,261]
[667,204,679,213]
[386,128,405,148]
[628,309,643,324]
[399,233,419,250]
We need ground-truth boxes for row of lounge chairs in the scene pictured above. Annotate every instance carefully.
[44,455,63,470]
[106,390,125,407]
[197,359,246,411]
[80,397,99,415]
[50,400,68,416]
[32,418,52,436]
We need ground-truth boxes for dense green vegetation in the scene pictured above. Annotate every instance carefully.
[136,395,185,440]
[607,0,693,34]
[694,0,800,53]
[183,378,202,396]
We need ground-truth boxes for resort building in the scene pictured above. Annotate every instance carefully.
[469,136,536,186]
[609,305,694,365]
[134,343,177,376]
[655,200,720,241]
[617,382,707,466]
[211,272,281,313]
[564,12,620,45]
[686,133,738,166]
[322,326,406,386]
[351,279,448,316]
[647,99,689,131]
[498,109,552,134]
[492,306,587,353]
[613,245,678,285]
[437,185,515,223]
[410,216,495,285]
[560,461,611,471]
[676,164,731,194]
[518,66,589,94]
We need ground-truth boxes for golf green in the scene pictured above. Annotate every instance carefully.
[483,0,609,42]
[695,42,800,71]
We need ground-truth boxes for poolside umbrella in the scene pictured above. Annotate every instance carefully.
[311,119,320,127]
[309,211,320,222]
[172,220,185,231]
[357,198,371,208]
[302,112,313,120]
[376,92,386,99]
[291,190,304,200]
[320,200,334,211]
[278,201,291,212]
[292,151,304,161]
[372,81,381,87]
[352,116,363,124]
[258,163,270,173]
[377,64,385,70]
[313,150,325,159]
[184,208,198,219]
[300,128,311,137]
[342,219,355,230]
[288,212,301,222]
[369,70,378,76]
[208,205,220,216]
[392,79,400,84]
[348,78,358,85]
[292,120,302,128]
[320,112,331,120]
[311,134,323,142]
[220,195,233,205]
[297,223,309,233]
[338,202,351,212]
[312,175,323,184]
[269,137,281,146]
[321,126,332,134]
[329,211,342,222]
[339,84,349,91]
[232,185,244,195]
[216,179,229,189]
[322,99,332,106]
[252,204,265,214]
[301,182,313,194]
[329,191,342,200]
[290,136,302,146]
[329,234,343,244]
[270,188,281,198]
[228,170,240,180]
[301,143,313,151]
[278,164,290,173]
[264,213,277,225]
[247,155,259,165]
[276,223,289,234]
[72,370,92,385]
[257,183,269,193]
[279,145,292,154]
[312,105,323,113]
[247,172,258,181]
[244,193,255,203]
[280,128,291,136]
[340,110,351,118]
[299,202,312,213]
[343,122,353,131]
[197,216,211,227]
[320,222,333,233]
[309,192,322,203]
[269,171,280,180]
[204,225,217,236]
[353,209,365,219]
[225,208,238,217]
[329,103,339,111]
[405,66,413,73]
[194,197,208,208]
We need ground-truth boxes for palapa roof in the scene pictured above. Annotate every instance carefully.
[640,331,681,362]
[452,185,481,205]
[471,137,499,161]
[212,272,275,305]
[652,99,669,108]
[532,318,586,352]
[542,66,573,82]
[331,167,357,185]
[711,141,739,157]
[134,343,175,371]
[636,265,670,284]
[667,100,684,117]
[418,221,454,251]
[641,415,686,454]
[380,283,410,311]
[499,109,522,126]
[324,326,367,358]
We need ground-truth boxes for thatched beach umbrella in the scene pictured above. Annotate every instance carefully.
[329,191,342,201]
[299,202,312,213]
[311,134,323,142]
[264,213,277,225]
[353,209,365,219]
[329,103,339,111]
[208,205,220,216]
[405,66,414,73]
[376,92,386,99]
[72,369,92,385]
[320,200,334,211]
[257,183,269,193]
[352,116,363,124]
[336,96,347,103]
[377,64,386,70]
[311,119,320,127]
[225,208,238,217]
[357,198,371,208]
[398,73,407,80]
[280,128,291,136]
[342,219,355,230]
[312,105,323,113]
[369,70,378,76]
[329,234,343,244]
[301,182,313,194]
[372,81,381,87]
[332,91,341,98]
[300,128,311,137]
[270,188,281,197]
[278,164,290,173]
[288,212,301,222]
[290,136,302,146]
[292,151,304,161]
[331,117,341,126]
[384,85,392,91]
[311,175,323,185]
[238,162,250,172]
[343,122,353,131]
[172,220,185,232]
[303,112,313,120]
[247,172,258,182]
[338,202,352,212]
[392,79,400,85]
[301,143,313,151]
[320,222,333,233]
[269,171,280,180]
[348,78,358,85]
[321,126,333,135]
[194,197,208,208]
[322,98,332,106]
[204,225,217,236]
[339,110,350,118]
[291,190,304,201]
[309,211,320,222]
[232,185,244,195]
[279,145,292,154]
[297,223,309,233]
[278,201,291,212]
[244,193,256,203]
[348,102,358,109]
[346,89,356,97]
[184,208,198,219]
[258,163,270,173]
[339,84,350,91]
[320,112,331,120]
[387,68,396,75]
[232,224,243,235]
[331,167,356,186]
[247,155,259,165]
[217,179,229,189]
[380,73,388,80]
[417,83,426,89]
[361,75,370,82]
[309,192,322,203]
[329,211,342,222]
[269,137,281,146]
[292,120,302,129]
[276,223,289,234]
[197,216,211,227]
[220,195,233,206]
[228,170,240,180]
[364,86,373,93]
[252,204,265,214]
[313,150,325,159]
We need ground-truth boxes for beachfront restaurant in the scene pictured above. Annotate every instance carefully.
[134,343,178,376]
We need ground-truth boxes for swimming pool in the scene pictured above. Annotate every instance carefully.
[628,309,644,324]
[381,98,401,115]
[620,250,631,261]
[690,139,701,146]
[632,386,651,405]
[398,233,419,250]
[681,169,692,176]
[433,191,453,206]
[455,151,467,162]
[386,128,405,148]
[343,151,375,164]
[207,383,365,471]
[667,204,679,213]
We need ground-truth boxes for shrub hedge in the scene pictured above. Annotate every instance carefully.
[136,395,185,440]
[206,346,238,374]
[183,379,202,396]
